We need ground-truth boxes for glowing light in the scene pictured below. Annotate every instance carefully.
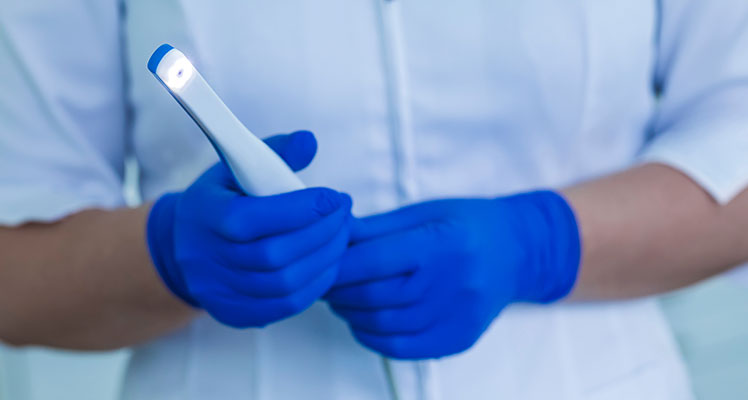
[164,57,194,90]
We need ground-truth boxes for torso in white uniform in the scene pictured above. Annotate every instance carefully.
[2,0,747,397]
[120,1,691,399]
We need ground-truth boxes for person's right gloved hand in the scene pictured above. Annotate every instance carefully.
[146,130,353,328]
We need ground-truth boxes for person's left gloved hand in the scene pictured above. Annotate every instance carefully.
[325,191,581,359]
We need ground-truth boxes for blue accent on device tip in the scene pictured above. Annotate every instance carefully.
[148,44,175,74]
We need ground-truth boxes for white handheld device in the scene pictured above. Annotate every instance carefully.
[148,44,400,400]
[147,44,305,196]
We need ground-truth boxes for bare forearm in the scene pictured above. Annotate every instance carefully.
[0,206,196,350]
[564,163,748,300]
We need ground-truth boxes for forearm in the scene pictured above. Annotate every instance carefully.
[564,163,748,300]
[0,205,196,350]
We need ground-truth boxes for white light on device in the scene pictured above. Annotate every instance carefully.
[148,44,305,196]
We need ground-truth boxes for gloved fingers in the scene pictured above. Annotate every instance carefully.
[193,161,244,192]
[212,188,352,242]
[333,226,438,287]
[193,130,316,192]
[262,130,317,172]
[325,271,432,309]
[351,315,479,360]
[216,199,352,270]
[199,264,339,328]
[221,226,349,298]
[350,200,451,243]
[330,298,442,335]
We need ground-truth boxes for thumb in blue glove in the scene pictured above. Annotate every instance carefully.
[147,130,353,328]
[325,191,580,359]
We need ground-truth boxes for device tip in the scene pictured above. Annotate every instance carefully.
[148,44,175,74]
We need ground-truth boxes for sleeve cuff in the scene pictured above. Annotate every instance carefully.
[0,184,125,226]
[639,123,748,205]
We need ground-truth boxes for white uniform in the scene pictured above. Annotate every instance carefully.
[2,0,748,399]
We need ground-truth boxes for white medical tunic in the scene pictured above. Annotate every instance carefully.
[2,0,748,399]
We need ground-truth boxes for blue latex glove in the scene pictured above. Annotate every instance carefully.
[147,131,353,328]
[325,191,580,359]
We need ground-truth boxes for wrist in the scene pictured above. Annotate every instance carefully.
[146,193,199,308]
[502,190,582,304]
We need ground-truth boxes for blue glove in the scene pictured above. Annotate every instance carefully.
[325,191,580,359]
[147,131,353,328]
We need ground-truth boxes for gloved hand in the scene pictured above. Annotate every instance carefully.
[325,191,580,359]
[147,130,353,328]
